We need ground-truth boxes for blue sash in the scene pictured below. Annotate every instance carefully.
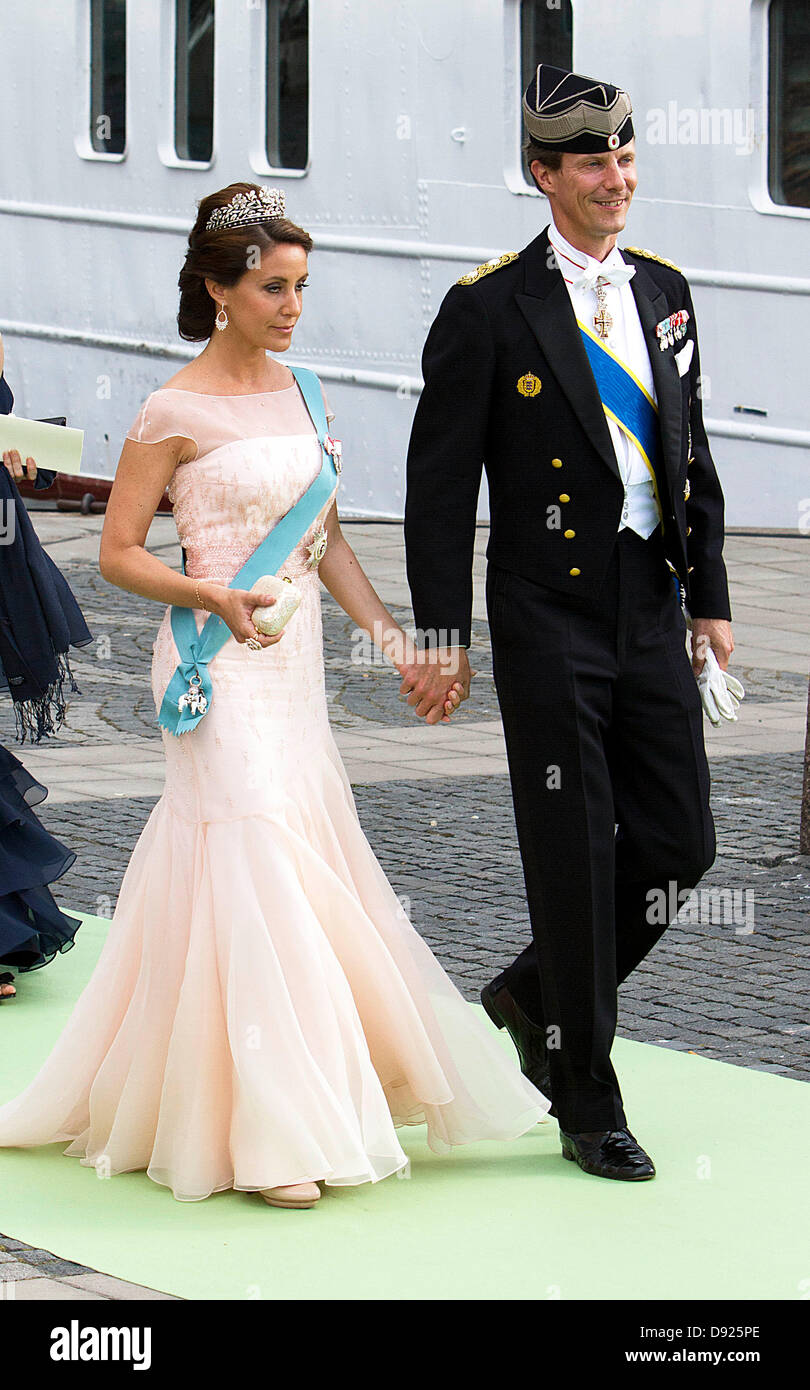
[577,320,662,477]
[578,322,682,601]
[158,365,336,736]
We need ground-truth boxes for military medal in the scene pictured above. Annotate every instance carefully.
[593,278,613,340]
[517,372,542,397]
[325,434,342,473]
[177,670,208,716]
[655,309,689,351]
[302,435,340,568]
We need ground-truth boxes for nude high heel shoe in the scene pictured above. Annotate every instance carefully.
[260,1182,321,1209]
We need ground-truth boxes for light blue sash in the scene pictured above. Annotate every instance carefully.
[158,365,336,736]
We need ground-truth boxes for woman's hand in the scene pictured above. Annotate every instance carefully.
[201,582,286,649]
[2,448,38,483]
[441,681,465,723]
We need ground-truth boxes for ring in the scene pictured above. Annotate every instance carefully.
[245,637,262,651]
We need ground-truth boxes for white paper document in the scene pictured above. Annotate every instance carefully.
[0,413,84,476]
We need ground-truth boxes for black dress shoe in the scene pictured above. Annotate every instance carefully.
[560,1128,656,1180]
[480,981,555,1115]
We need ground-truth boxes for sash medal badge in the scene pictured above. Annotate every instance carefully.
[306,434,342,569]
[177,671,208,717]
[325,434,343,474]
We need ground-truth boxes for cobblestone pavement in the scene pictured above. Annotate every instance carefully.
[1,535,808,1296]
[25,756,810,1081]
[5,553,807,746]
[6,568,808,1079]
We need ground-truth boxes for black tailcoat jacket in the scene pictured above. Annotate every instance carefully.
[404,226,731,648]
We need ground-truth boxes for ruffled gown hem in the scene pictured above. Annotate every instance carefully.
[3,1097,548,1203]
[62,1115,547,1202]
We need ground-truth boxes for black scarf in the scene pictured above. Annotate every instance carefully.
[0,373,93,742]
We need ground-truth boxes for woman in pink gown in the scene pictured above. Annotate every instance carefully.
[0,184,549,1207]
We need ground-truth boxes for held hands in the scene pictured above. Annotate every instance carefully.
[200,582,285,650]
[395,645,476,725]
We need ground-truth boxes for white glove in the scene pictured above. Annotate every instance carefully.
[696,647,745,725]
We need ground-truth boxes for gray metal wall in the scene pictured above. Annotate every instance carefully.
[0,0,807,527]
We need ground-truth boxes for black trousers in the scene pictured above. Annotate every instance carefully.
[486,526,715,1133]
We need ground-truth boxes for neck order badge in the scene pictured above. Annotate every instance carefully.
[158,366,337,736]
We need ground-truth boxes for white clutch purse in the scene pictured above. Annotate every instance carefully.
[250,574,302,635]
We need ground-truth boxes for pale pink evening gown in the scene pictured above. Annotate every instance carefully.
[0,378,549,1200]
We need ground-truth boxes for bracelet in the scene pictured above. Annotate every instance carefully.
[194,579,208,612]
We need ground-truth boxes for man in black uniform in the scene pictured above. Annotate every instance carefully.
[401,65,736,1181]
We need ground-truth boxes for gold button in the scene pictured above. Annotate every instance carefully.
[684,479,691,499]
[688,566,694,573]
[569,567,581,576]
[559,493,570,503]
[551,457,563,468]
[686,526,692,536]
[564,529,575,539]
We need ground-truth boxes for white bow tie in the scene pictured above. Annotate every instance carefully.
[570,261,636,292]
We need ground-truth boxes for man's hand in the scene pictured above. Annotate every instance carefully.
[396,646,475,725]
[690,618,734,676]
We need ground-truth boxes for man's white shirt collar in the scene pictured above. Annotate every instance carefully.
[547,219,632,290]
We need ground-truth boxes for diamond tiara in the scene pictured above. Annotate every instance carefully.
[204,187,286,233]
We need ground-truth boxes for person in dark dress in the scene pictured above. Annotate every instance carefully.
[0,338,93,999]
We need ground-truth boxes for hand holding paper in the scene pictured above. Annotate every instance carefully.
[1,446,39,484]
[0,413,84,477]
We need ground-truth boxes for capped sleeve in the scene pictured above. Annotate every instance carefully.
[126,392,199,460]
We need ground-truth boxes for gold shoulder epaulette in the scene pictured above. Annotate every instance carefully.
[623,246,682,273]
[456,252,518,285]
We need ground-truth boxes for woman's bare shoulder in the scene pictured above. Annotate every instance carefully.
[158,355,295,395]
[158,365,205,392]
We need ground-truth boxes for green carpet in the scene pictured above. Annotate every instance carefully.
[0,912,806,1301]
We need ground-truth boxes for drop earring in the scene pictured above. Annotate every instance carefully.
[215,302,228,332]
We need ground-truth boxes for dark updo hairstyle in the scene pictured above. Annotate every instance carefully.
[177,182,314,342]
